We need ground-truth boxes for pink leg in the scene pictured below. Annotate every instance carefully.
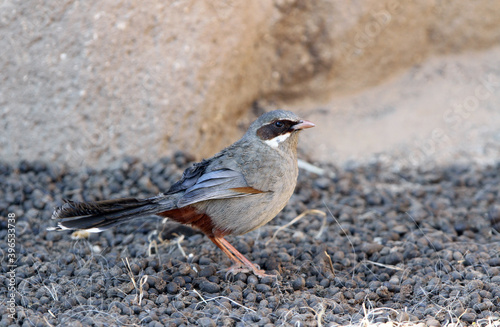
[209,236,276,278]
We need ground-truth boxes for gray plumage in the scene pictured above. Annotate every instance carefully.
[50,109,314,276]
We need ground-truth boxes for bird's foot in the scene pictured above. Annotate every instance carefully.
[225,265,251,277]
[226,264,276,279]
[210,236,278,278]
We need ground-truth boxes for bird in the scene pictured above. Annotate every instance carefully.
[49,110,315,277]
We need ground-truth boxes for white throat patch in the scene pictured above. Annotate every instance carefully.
[264,132,291,149]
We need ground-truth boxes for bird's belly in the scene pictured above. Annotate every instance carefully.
[192,148,298,236]
[195,191,291,236]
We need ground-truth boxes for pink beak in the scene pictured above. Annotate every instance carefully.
[292,119,315,130]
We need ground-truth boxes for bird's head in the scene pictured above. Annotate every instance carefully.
[246,110,315,150]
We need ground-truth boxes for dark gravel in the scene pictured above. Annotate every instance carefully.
[1,153,500,326]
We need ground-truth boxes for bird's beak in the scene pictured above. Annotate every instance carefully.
[292,120,315,130]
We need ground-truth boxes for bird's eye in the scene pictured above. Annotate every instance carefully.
[274,121,284,128]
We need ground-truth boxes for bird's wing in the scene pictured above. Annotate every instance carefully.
[165,159,212,194]
[177,168,266,207]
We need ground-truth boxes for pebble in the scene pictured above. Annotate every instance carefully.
[198,317,216,327]
[2,156,500,326]
[255,283,272,293]
[198,265,216,277]
[199,281,220,293]
[292,276,305,290]
[166,282,180,294]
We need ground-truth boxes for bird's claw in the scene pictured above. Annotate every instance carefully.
[225,264,277,279]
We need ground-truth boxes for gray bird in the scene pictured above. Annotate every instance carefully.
[50,110,315,277]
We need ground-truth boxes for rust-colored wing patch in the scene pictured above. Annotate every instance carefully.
[230,187,266,194]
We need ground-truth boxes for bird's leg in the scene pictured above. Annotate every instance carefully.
[208,236,243,266]
[209,236,276,278]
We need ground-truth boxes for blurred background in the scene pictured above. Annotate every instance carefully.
[2,0,500,168]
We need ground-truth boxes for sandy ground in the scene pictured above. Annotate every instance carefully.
[3,1,500,170]
[296,46,500,168]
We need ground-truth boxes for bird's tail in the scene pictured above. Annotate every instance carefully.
[49,194,175,232]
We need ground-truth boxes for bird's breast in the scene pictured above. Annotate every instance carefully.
[202,150,298,236]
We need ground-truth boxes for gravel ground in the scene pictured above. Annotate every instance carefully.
[1,153,500,326]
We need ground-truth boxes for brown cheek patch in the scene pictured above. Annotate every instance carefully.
[256,120,296,141]
[256,124,276,140]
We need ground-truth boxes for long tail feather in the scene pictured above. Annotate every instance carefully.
[49,194,175,232]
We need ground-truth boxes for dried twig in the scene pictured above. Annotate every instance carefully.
[123,258,137,290]
[148,239,159,257]
[70,230,90,239]
[151,230,187,258]
[195,294,256,313]
[175,234,187,258]
[267,209,326,245]
[122,257,149,305]
[298,159,325,176]
[365,260,404,271]
[137,275,148,305]
[324,251,335,277]
[193,289,208,305]
[316,304,326,327]
[315,212,328,239]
